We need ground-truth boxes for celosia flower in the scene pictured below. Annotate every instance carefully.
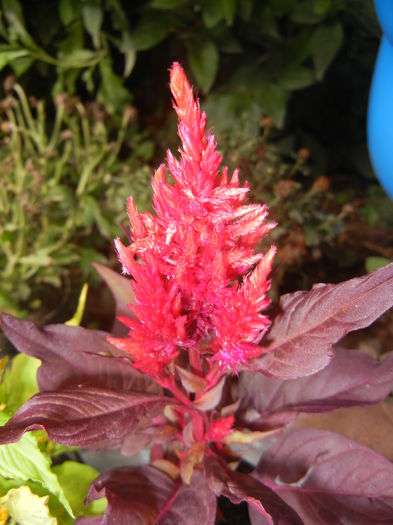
[206,415,234,442]
[108,63,276,376]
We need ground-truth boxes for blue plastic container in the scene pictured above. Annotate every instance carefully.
[367,0,393,198]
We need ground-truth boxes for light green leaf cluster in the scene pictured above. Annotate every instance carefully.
[0,485,57,525]
[0,354,40,414]
[0,354,106,523]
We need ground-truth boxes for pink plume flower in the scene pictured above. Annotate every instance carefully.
[108,63,276,377]
[206,415,235,442]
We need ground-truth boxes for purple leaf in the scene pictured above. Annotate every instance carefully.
[251,428,393,524]
[75,517,103,525]
[0,387,171,453]
[93,262,135,335]
[240,348,393,415]
[253,263,393,379]
[205,457,303,525]
[86,465,216,525]
[0,314,160,394]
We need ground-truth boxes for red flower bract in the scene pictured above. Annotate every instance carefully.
[108,63,276,377]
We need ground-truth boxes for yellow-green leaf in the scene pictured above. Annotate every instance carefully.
[0,485,56,525]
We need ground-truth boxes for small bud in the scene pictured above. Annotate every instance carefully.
[60,129,73,140]
[28,96,37,108]
[3,75,16,94]
[0,98,15,111]
[124,105,138,122]
[1,121,12,134]
[312,175,330,192]
[85,101,107,122]
[262,116,272,128]
[298,147,311,160]
[54,92,68,108]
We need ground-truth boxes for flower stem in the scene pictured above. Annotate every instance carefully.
[158,374,191,407]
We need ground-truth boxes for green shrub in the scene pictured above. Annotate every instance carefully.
[0,81,153,316]
[0,0,355,119]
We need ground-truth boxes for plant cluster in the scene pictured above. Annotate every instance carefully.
[0,0,355,118]
[0,64,392,524]
[0,350,106,523]
[0,80,153,317]
[207,114,344,273]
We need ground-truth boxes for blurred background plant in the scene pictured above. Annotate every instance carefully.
[0,0,365,119]
[0,0,391,321]
[0,79,153,318]
[0,295,106,523]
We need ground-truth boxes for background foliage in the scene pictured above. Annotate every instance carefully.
[0,0,391,319]
[0,2,392,523]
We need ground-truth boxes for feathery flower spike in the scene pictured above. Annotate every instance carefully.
[108,63,276,377]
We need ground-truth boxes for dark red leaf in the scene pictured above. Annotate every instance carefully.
[252,428,393,524]
[75,517,103,525]
[93,263,135,336]
[86,465,216,525]
[0,387,171,453]
[205,456,303,525]
[0,314,160,394]
[240,348,393,415]
[253,263,393,379]
[293,400,393,460]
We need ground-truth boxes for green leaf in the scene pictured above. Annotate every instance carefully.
[238,0,254,21]
[58,48,100,68]
[106,0,129,32]
[119,31,136,77]
[2,0,38,49]
[0,354,39,413]
[128,14,173,51]
[51,250,80,266]
[211,24,242,53]
[311,23,343,80]
[78,248,107,279]
[365,256,392,273]
[0,414,73,518]
[313,0,332,15]
[10,54,34,75]
[291,0,325,23]
[226,66,289,126]
[18,250,54,268]
[278,65,315,90]
[268,0,297,16]
[258,81,288,127]
[56,18,84,55]
[0,288,25,317]
[2,0,25,24]
[202,0,237,28]
[81,194,112,237]
[52,461,106,517]
[0,477,73,524]
[65,284,88,327]
[0,485,56,525]
[151,0,188,8]
[59,0,81,25]
[257,6,279,39]
[187,39,219,94]
[0,47,30,72]
[82,3,103,48]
